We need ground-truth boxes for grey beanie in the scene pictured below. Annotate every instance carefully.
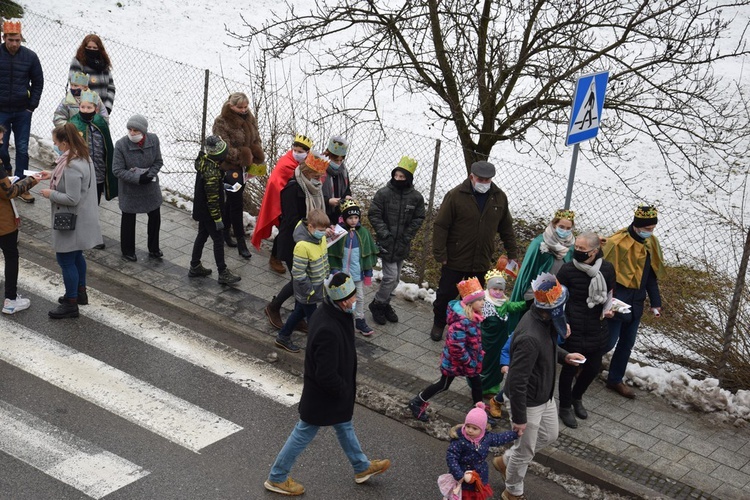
[126,114,148,134]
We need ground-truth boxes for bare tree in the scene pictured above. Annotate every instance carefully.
[229,0,750,180]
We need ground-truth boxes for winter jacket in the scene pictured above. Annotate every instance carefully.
[251,149,299,249]
[211,103,265,176]
[276,179,307,266]
[556,257,616,356]
[53,90,108,127]
[69,57,116,113]
[112,133,163,214]
[328,223,378,281]
[0,45,44,112]
[433,178,518,272]
[192,153,224,224]
[69,113,117,200]
[298,298,358,426]
[504,306,570,425]
[439,300,485,378]
[48,157,103,252]
[321,165,351,225]
[291,221,329,304]
[0,169,37,236]
[446,425,517,490]
[368,180,426,262]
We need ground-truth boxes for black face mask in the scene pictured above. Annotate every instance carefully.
[573,249,591,262]
[70,88,82,97]
[392,179,410,190]
[85,49,105,71]
[78,110,96,122]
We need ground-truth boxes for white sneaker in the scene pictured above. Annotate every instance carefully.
[3,295,31,314]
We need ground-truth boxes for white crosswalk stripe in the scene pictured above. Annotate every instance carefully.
[0,401,149,499]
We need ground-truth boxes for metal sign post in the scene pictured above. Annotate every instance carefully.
[564,71,609,208]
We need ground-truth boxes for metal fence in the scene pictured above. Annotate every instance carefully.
[16,10,750,387]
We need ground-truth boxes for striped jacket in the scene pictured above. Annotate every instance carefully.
[291,221,330,304]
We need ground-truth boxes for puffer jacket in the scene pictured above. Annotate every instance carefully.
[52,90,109,127]
[433,178,518,272]
[446,425,517,490]
[368,180,426,262]
[291,221,329,304]
[69,112,117,200]
[0,45,44,112]
[439,300,485,377]
[556,256,616,356]
[192,153,224,223]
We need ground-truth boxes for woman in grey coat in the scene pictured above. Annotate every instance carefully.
[39,123,103,319]
[112,114,163,262]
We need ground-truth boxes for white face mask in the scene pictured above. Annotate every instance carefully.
[345,301,356,314]
[128,133,144,143]
[473,181,491,194]
[292,151,307,163]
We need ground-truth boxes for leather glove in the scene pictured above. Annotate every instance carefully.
[138,173,151,184]
[215,220,225,231]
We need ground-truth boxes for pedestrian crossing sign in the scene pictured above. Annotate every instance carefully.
[566,71,609,146]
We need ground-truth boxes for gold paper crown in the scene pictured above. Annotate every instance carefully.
[340,199,360,213]
[484,269,507,283]
[457,277,483,300]
[634,205,658,219]
[304,152,330,173]
[397,156,418,175]
[294,134,313,150]
[3,21,21,34]
[554,209,575,221]
[532,274,564,305]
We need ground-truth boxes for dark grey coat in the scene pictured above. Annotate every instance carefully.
[368,181,425,262]
[112,133,163,214]
[49,157,102,252]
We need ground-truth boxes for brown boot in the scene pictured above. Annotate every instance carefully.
[501,490,527,500]
[606,381,636,399]
[269,255,286,274]
[492,454,507,481]
[265,300,283,329]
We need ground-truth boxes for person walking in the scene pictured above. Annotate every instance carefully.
[494,273,584,500]
[112,114,163,262]
[0,20,44,203]
[38,123,102,319]
[264,272,391,497]
[556,232,615,428]
[212,92,265,259]
[431,161,518,341]
[367,156,425,326]
[69,34,116,114]
[252,133,313,273]
[603,205,665,399]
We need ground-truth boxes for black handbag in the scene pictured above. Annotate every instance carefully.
[53,212,77,231]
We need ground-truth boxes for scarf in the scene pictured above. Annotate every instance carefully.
[50,151,70,190]
[572,257,609,308]
[294,166,325,216]
[539,223,574,260]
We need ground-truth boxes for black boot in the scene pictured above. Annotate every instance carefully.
[368,301,387,325]
[237,239,252,259]
[572,399,588,419]
[49,298,79,319]
[224,229,237,248]
[408,395,429,422]
[559,407,578,428]
[58,286,88,306]
[430,323,445,341]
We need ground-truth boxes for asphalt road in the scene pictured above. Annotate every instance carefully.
[0,253,579,500]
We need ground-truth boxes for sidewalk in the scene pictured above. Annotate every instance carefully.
[12,172,750,500]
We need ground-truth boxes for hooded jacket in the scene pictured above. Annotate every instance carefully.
[368,180,426,262]
[433,178,518,272]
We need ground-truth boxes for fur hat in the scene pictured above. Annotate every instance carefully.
[340,199,361,220]
[327,136,349,157]
[126,114,148,134]
[70,72,90,86]
[633,205,658,227]
[464,402,488,444]
[327,272,357,301]
[457,277,484,305]
[205,135,228,162]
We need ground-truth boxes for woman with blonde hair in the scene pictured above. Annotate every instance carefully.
[212,92,265,259]
[38,123,102,319]
[70,34,116,114]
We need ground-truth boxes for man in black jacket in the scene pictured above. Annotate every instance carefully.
[0,21,44,203]
[493,273,583,500]
[264,272,391,497]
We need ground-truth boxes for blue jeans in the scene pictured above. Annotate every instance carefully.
[278,301,317,340]
[56,251,86,299]
[606,313,642,384]
[0,110,32,178]
[268,419,370,483]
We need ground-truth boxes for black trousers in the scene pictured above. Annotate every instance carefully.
[420,374,483,405]
[121,208,161,256]
[190,220,226,271]
[558,349,603,408]
[0,230,19,299]
[270,256,294,308]
[432,266,486,327]
[223,185,245,239]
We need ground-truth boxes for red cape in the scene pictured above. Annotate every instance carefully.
[251,150,298,249]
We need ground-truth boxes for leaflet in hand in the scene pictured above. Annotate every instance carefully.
[225,182,243,193]
[602,291,631,318]
[326,224,348,248]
